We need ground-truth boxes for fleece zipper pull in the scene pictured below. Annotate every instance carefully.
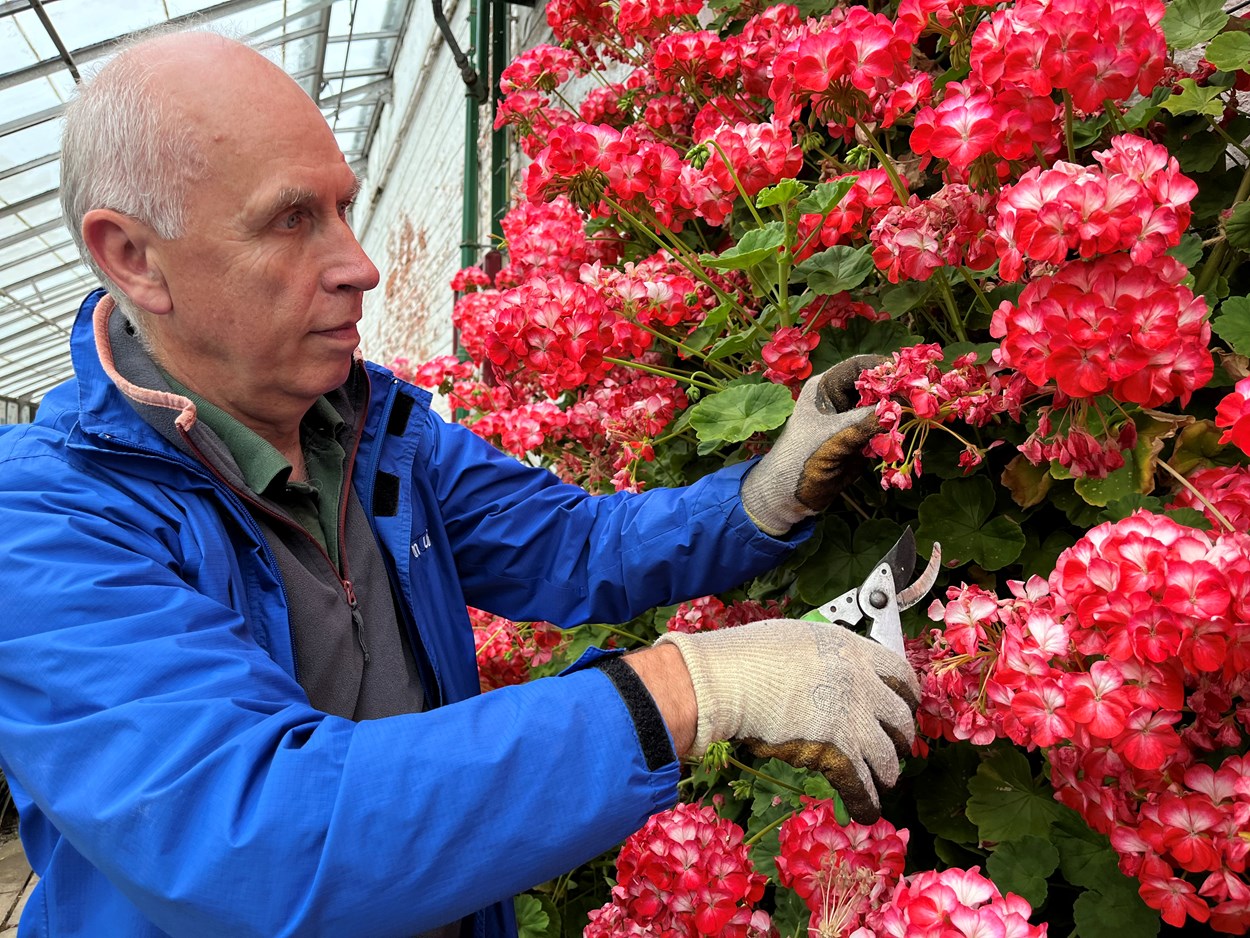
[343,578,369,664]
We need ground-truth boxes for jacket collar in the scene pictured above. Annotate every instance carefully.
[68,288,375,469]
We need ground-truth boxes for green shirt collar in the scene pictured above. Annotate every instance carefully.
[161,372,343,496]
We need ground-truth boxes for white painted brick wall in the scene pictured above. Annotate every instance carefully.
[355,1,551,373]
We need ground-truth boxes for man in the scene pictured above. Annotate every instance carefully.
[0,29,917,938]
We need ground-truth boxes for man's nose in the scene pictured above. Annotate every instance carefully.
[329,222,380,293]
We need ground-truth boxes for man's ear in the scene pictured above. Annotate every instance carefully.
[80,209,173,316]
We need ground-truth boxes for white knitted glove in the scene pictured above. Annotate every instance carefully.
[656,617,919,823]
[740,355,882,536]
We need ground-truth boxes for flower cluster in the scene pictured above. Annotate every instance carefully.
[855,343,1030,489]
[1170,465,1250,531]
[871,867,1046,937]
[993,251,1211,476]
[469,607,565,692]
[484,275,652,398]
[1216,376,1250,458]
[869,183,998,283]
[917,513,1250,929]
[796,169,904,261]
[970,0,1167,114]
[776,800,1044,937]
[776,799,907,935]
[993,136,1197,281]
[761,326,820,389]
[910,78,1061,184]
[665,595,789,634]
[584,802,773,936]
[914,576,1067,747]
[768,6,932,137]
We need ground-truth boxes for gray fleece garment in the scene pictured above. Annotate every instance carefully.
[106,310,466,938]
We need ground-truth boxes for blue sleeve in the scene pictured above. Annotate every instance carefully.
[0,448,679,936]
[421,411,807,626]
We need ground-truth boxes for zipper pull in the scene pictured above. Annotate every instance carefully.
[344,579,369,664]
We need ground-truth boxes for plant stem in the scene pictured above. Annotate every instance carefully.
[957,265,995,320]
[779,200,794,327]
[1062,90,1076,162]
[1205,115,1250,161]
[858,125,910,204]
[707,140,765,228]
[635,323,739,378]
[1102,99,1128,135]
[934,270,970,343]
[603,357,724,391]
[566,621,650,646]
[841,491,872,522]
[725,754,808,795]
[1195,160,1250,298]
[743,809,796,847]
[601,194,752,321]
[1156,459,1236,533]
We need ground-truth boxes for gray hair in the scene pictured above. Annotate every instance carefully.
[59,24,237,334]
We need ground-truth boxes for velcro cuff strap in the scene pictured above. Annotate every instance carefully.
[589,655,676,772]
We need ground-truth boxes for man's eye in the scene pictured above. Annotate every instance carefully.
[338,202,353,221]
[280,210,305,230]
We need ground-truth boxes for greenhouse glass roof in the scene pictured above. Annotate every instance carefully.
[0,0,411,406]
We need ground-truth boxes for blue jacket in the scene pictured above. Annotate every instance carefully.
[0,290,800,937]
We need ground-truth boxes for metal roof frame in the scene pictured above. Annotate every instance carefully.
[0,0,414,408]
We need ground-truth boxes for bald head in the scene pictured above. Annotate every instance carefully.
[60,29,328,323]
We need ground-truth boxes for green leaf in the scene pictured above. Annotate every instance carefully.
[1207,30,1250,72]
[1073,887,1161,938]
[1166,232,1205,267]
[1099,492,1164,523]
[879,281,930,316]
[1167,506,1214,529]
[796,177,857,215]
[704,331,755,362]
[986,835,1059,908]
[914,743,980,844]
[514,894,555,938]
[1053,810,1122,890]
[755,178,807,209]
[941,341,999,366]
[1162,0,1228,48]
[751,758,821,814]
[702,223,786,270]
[1213,296,1250,354]
[687,382,795,452]
[917,477,1026,571]
[683,301,732,356]
[1051,482,1105,527]
[1226,202,1250,251]
[1160,78,1227,117]
[1018,530,1077,581]
[966,747,1063,843]
[1121,96,1162,130]
[813,318,923,368]
[1178,124,1231,173]
[793,517,905,608]
[768,887,811,938]
[1073,462,1138,507]
[791,244,875,295]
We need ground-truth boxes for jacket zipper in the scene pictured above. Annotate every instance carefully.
[178,386,373,672]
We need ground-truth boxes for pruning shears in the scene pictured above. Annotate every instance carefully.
[801,527,942,658]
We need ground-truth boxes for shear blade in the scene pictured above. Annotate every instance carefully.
[878,527,917,594]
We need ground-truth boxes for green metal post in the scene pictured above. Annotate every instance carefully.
[489,0,508,240]
[460,0,483,271]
